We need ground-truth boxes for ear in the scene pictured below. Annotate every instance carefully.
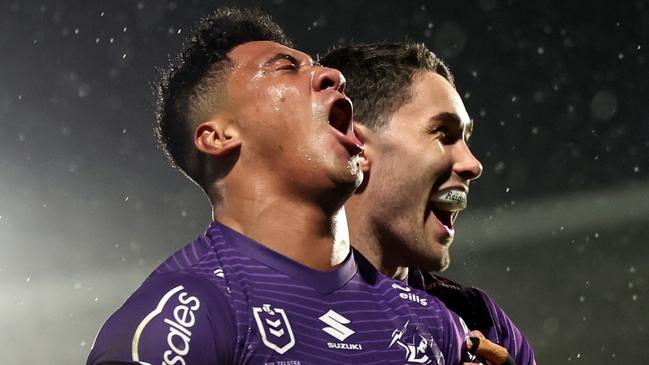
[353,122,373,174]
[194,117,242,157]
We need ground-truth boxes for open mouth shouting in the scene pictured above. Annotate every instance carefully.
[327,97,363,156]
[427,189,468,242]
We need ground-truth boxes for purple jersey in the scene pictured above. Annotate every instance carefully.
[88,221,474,365]
[408,270,537,365]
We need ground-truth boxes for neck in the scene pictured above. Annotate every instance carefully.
[211,177,346,271]
[345,199,405,278]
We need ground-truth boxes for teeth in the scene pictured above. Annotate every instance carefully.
[429,189,467,212]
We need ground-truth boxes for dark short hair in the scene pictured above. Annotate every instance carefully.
[155,7,292,187]
[320,42,454,131]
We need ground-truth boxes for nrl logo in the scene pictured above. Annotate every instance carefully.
[252,304,296,354]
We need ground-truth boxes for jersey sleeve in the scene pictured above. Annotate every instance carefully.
[476,289,537,365]
[440,305,477,364]
[87,272,236,365]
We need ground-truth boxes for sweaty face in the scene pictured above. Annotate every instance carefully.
[365,71,482,271]
[224,41,363,201]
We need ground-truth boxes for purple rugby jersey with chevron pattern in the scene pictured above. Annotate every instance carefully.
[87,221,475,365]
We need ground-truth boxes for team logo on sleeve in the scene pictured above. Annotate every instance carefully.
[252,304,296,354]
[388,320,443,365]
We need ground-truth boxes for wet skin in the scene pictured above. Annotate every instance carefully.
[196,41,363,270]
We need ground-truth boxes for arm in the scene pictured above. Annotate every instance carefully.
[87,272,236,365]
[476,289,536,365]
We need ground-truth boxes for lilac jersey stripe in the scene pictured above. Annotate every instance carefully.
[88,221,475,365]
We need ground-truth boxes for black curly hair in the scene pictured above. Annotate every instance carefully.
[320,43,453,131]
[155,7,292,188]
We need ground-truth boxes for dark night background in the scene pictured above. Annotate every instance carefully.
[1,0,648,364]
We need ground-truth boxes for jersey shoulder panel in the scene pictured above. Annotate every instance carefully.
[409,270,537,364]
[471,287,538,365]
[87,271,236,365]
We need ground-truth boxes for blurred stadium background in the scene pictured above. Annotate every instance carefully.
[1,0,648,363]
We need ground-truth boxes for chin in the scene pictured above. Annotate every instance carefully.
[416,247,450,273]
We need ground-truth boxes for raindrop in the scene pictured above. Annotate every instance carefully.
[124,196,129,202]
[618,53,624,59]
[505,266,511,272]
[123,27,127,32]
[629,266,636,273]
[579,295,585,303]
[81,341,87,347]
[26,277,31,282]
[505,187,510,192]
[95,37,100,43]
[633,166,639,172]
[94,297,99,302]
[537,46,544,54]
[511,95,518,102]
[594,232,599,238]
[74,28,79,35]
[632,294,638,301]
[531,126,539,135]
[494,161,506,174]
[100,11,104,17]
[78,84,92,98]
[590,90,617,121]
[122,53,127,59]
[109,38,114,43]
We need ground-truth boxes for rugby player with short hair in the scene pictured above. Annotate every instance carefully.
[87,8,478,365]
[321,43,537,364]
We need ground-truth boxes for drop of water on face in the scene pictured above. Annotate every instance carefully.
[347,155,363,188]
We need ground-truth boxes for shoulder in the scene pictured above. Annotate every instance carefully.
[409,270,494,334]
[87,271,236,365]
[409,270,537,364]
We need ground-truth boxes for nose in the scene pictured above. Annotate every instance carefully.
[312,66,346,94]
[453,142,483,182]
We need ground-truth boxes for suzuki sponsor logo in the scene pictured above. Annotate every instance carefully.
[327,342,363,350]
[319,310,354,341]
[253,304,296,354]
[319,309,363,351]
[131,285,201,365]
[391,283,428,306]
